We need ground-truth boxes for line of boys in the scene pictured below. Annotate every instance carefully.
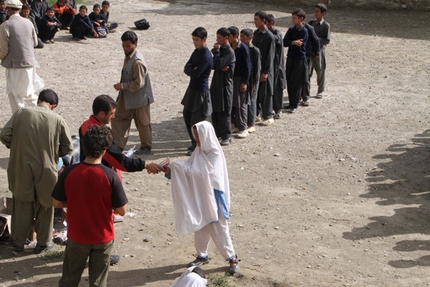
[182,4,330,154]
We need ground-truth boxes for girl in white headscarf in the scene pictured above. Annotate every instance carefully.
[163,121,240,274]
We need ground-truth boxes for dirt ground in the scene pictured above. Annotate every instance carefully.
[0,0,429,286]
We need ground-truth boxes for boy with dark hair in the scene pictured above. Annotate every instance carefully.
[252,11,275,126]
[79,94,161,173]
[52,125,128,287]
[39,6,61,44]
[89,3,106,31]
[182,26,213,155]
[266,14,286,119]
[100,0,117,31]
[309,3,330,99]
[70,5,98,40]
[301,15,320,106]
[283,8,308,114]
[53,0,76,29]
[0,0,8,25]
[21,4,44,48]
[210,27,235,146]
[240,28,261,134]
[228,26,251,139]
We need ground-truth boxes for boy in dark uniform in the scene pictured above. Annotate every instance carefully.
[252,11,275,126]
[182,27,213,155]
[240,28,261,134]
[210,27,236,146]
[39,6,61,44]
[283,8,308,114]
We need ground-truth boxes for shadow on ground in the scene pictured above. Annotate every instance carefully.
[343,129,430,268]
[149,0,430,40]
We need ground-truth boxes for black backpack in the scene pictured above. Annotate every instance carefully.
[134,19,150,30]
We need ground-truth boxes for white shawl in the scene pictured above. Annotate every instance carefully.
[170,121,230,234]
[170,267,207,287]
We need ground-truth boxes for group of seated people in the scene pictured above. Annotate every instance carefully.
[0,0,117,47]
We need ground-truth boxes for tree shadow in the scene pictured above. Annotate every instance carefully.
[343,129,430,267]
[148,0,429,40]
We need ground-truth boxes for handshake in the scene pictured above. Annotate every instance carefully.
[145,158,170,174]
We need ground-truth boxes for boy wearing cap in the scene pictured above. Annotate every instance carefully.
[0,0,45,113]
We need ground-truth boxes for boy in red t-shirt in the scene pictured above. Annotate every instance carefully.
[52,126,128,287]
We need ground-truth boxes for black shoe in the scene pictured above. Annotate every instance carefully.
[110,254,120,265]
[135,147,151,155]
[34,242,54,254]
[287,108,297,114]
[188,256,209,267]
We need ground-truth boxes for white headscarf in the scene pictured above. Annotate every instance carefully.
[170,121,230,234]
[170,267,207,287]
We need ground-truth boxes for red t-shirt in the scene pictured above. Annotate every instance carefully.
[52,162,128,244]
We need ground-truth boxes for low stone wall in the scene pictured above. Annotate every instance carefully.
[298,0,430,10]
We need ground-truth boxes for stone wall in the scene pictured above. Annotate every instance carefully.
[298,0,430,10]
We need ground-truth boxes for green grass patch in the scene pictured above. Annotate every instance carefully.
[37,250,64,261]
[208,274,235,287]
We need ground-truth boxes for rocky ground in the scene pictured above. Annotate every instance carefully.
[0,0,429,286]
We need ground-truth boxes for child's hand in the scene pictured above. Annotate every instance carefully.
[162,166,170,174]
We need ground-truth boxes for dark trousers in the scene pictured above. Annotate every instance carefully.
[231,105,247,131]
[301,57,312,102]
[272,81,285,114]
[231,77,248,131]
[59,238,114,287]
[286,57,308,109]
[212,111,231,140]
[39,26,58,41]
[183,107,206,150]
[257,80,273,120]
[58,13,73,27]
[71,25,92,39]
[247,84,259,127]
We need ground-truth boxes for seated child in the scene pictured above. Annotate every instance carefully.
[89,3,106,34]
[39,6,62,44]
[53,0,76,29]
[20,4,44,48]
[100,0,117,31]
[70,5,98,40]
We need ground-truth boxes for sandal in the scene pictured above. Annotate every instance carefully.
[228,255,241,274]
[303,101,309,106]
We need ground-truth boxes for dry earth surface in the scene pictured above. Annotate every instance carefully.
[0,0,430,286]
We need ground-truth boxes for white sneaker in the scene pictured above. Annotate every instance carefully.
[260,118,274,126]
[247,126,256,133]
[235,130,248,138]
[255,116,262,123]
[316,93,323,99]
[231,127,239,134]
